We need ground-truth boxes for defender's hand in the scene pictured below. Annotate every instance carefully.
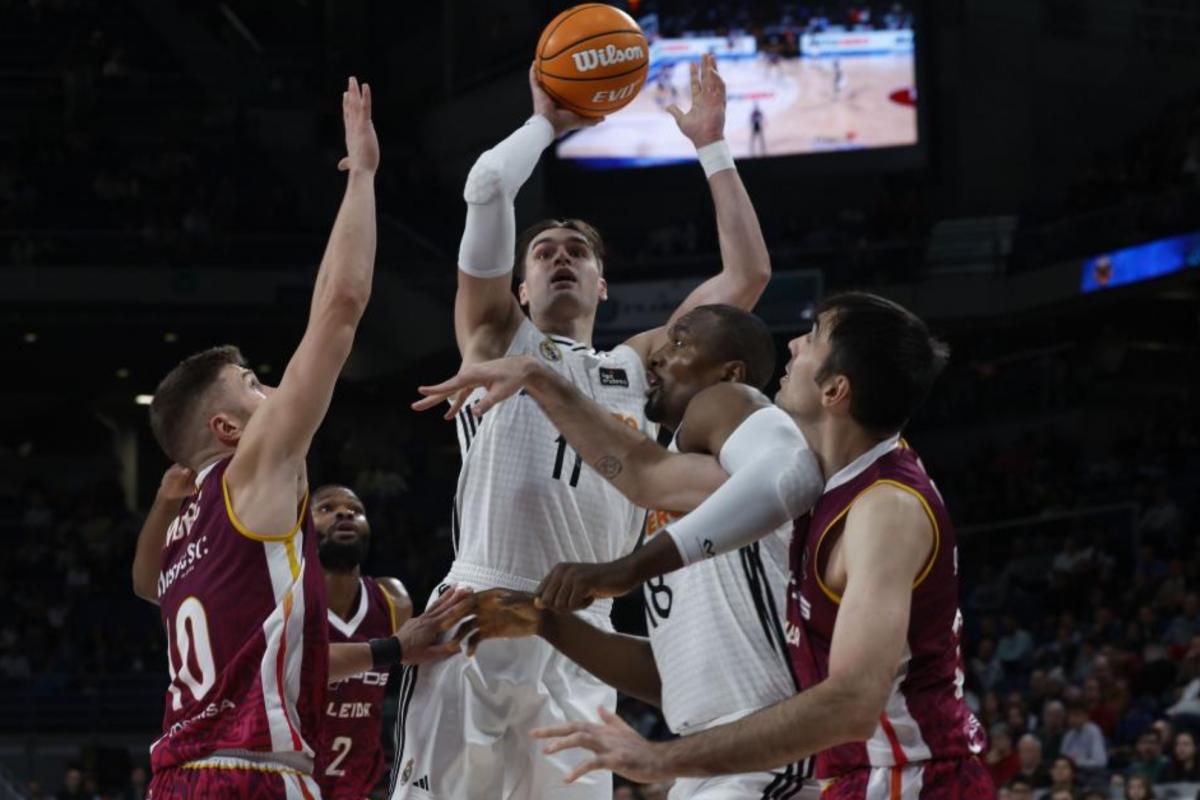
[338,76,379,174]
[530,63,606,137]
[157,465,196,501]
[452,588,544,657]
[667,53,726,148]
[532,707,673,784]
[396,586,473,665]
[413,355,544,420]
[535,560,638,612]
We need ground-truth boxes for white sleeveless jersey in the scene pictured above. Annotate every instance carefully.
[452,318,655,612]
[641,439,798,734]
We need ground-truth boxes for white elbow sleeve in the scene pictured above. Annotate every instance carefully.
[666,406,823,565]
[457,116,555,278]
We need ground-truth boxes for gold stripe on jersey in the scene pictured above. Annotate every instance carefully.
[222,476,310,543]
[811,479,941,605]
[381,582,400,634]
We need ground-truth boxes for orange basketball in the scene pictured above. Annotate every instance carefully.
[536,4,649,118]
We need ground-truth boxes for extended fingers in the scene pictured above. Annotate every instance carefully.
[563,758,606,784]
[540,730,598,756]
[531,721,591,740]
[689,60,701,97]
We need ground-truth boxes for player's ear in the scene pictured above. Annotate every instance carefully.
[210,412,244,447]
[720,361,746,384]
[822,373,850,411]
[598,276,608,301]
[518,280,530,306]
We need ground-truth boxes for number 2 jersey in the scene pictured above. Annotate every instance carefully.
[151,456,328,776]
[316,576,402,799]
[786,437,986,780]
[452,317,655,613]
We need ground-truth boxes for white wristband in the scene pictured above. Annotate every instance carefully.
[696,139,735,179]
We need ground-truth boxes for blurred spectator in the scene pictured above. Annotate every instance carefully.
[1006,777,1033,800]
[1049,756,1078,794]
[1040,700,1068,761]
[1015,733,1051,788]
[1137,484,1182,548]
[973,638,1006,692]
[1061,701,1108,770]
[998,615,1034,670]
[120,764,149,800]
[1164,593,1200,648]
[1123,773,1154,800]
[1125,729,1168,782]
[987,724,1021,787]
[57,765,93,800]
[1161,730,1200,782]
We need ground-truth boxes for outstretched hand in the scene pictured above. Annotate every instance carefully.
[530,63,606,137]
[395,586,474,665]
[667,53,726,148]
[339,76,379,174]
[413,355,543,421]
[532,706,672,784]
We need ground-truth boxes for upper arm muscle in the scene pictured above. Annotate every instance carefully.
[455,271,524,362]
[826,487,932,713]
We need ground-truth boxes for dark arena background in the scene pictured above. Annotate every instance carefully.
[2,1,1200,798]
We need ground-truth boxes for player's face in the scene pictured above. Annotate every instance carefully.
[518,229,607,321]
[645,314,725,428]
[775,313,833,420]
[313,487,371,571]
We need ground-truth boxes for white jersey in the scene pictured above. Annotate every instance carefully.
[642,438,799,734]
[452,317,655,616]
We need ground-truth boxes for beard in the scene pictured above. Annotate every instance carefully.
[318,535,370,571]
[644,388,667,424]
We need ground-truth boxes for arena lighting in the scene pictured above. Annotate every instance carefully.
[135,395,153,406]
[22,332,36,343]
[1081,228,1200,293]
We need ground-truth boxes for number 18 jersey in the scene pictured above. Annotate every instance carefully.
[452,318,655,612]
[151,457,328,776]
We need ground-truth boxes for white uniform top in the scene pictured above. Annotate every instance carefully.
[642,438,799,734]
[452,317,656,618]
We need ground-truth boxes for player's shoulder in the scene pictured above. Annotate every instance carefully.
[682,382,771,428]
[844,481,933,554]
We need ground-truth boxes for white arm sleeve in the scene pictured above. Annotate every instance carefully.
[666,406,823,566]
[457,115,555,278]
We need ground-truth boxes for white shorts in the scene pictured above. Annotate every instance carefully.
[668,764,819,800]
[388,567,616,800]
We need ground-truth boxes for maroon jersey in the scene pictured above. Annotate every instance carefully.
[150,457,329,777]
[316,576,400,799]
[786,438,986,782]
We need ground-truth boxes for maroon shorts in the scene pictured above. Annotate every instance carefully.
[822,757,996,800]
[148,764,323,799]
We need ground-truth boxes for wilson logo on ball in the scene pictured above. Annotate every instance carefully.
[536,3,649,116]
[571,43,646,73]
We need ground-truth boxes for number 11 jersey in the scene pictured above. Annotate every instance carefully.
[452,318,655,611]
[151,456,328,776]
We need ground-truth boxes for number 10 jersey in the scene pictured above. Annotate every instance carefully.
[150,456,328,776]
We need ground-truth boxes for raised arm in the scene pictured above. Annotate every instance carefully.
[455,67,600,363]
[449,589,662,708]
[225,78,378,532]
[413,355,727,513]
[530,485,933,784]
[131,465,195,604]
[624,54,771,363]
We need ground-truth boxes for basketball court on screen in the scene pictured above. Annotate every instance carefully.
[557,52,916,163]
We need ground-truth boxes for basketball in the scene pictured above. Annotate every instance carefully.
[536,4,649,118]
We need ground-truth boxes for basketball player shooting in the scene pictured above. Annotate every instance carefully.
[391,52,773,800]
[130,79,471,800]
